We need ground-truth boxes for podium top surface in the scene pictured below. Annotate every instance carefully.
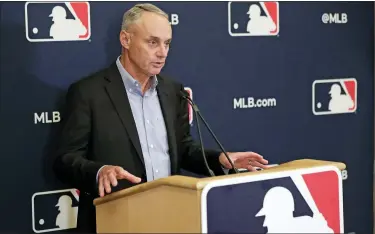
[93,159,346,206]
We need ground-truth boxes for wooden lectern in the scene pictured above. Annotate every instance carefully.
[93,159,346,233]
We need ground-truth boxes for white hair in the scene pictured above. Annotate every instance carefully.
[121,3,169,31]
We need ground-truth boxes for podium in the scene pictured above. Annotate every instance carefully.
[93,159,346,233]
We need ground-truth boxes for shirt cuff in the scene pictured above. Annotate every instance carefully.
[221,166,230,175]
[96,165,107,183]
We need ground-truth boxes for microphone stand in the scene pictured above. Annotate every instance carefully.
[180,91,240,174]
[184,95,215,177]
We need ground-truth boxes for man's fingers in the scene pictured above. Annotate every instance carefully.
[108,172,118,187]
[117,169,141,183]
[245,152,268,165]
[98,166,140,197]
[250,160,268,169]
[259,158,269,164]
[246,164,256,171]
[98,176,105,197]
[251,152,268,162]
[123,171,142,183]
[114,166,141,183]
[236,151,267,162]
[97,167,141,198]
[114,166,126,176]
[251,160,268,169]
[103,176,111,194]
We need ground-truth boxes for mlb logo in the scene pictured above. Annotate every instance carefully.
[184,87,193,125]
[228,1,279,36]
[201,166,343,233]
[25,2,91,42]
[312,78,357,115]
[31,189,80,233]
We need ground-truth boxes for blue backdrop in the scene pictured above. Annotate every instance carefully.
[0,1,373,233]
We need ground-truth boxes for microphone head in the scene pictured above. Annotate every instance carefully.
[180,90,187,97]
[179,89,193,103]
[179,90,189,98]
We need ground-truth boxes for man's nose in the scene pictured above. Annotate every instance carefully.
[156,45,168,57]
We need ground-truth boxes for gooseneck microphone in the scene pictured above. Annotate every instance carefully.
[179,90,240,174]
[181,90,215,177]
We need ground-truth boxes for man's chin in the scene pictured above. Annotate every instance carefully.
[149,68,163,76]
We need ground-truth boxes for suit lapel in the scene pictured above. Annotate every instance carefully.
[104,63,144,166]
[156,77,178,174]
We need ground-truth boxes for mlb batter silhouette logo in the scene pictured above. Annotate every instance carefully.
[201,166,343,233]
[25,2,91,42]
[256,186,333,233]
[228,1,279,36]
[32,189,79,233]
[55,195,78,229]
[313,78,357,115]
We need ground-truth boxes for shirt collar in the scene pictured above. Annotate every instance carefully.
[115,56,158,94]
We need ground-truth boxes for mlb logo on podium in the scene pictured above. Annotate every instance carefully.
[25,1,91,42]
[312,78,357,115]
[228,1,279,36]
[31,189,80,233]
[201,166,344,233]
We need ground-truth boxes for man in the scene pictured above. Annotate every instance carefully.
[53,3,268,233]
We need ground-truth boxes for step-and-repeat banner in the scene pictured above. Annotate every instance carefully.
[0,1,373,233]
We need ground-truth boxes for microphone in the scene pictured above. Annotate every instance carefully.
[179,90,240,174]
[180,90,215,177]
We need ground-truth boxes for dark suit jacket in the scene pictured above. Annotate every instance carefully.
[53,61,225,232]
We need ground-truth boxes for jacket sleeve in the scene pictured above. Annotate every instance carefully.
[176,85,226,176]
[53,82,104,195]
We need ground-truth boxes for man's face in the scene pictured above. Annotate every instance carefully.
[122,11,172,77]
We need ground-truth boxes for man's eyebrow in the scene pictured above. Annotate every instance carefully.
[148,36,159,40]
[147,36,172,42]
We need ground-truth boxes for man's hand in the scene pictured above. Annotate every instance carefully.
[219,151,269,171]
[98,165,141,197]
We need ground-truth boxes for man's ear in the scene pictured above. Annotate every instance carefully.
[120,30,131,49]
